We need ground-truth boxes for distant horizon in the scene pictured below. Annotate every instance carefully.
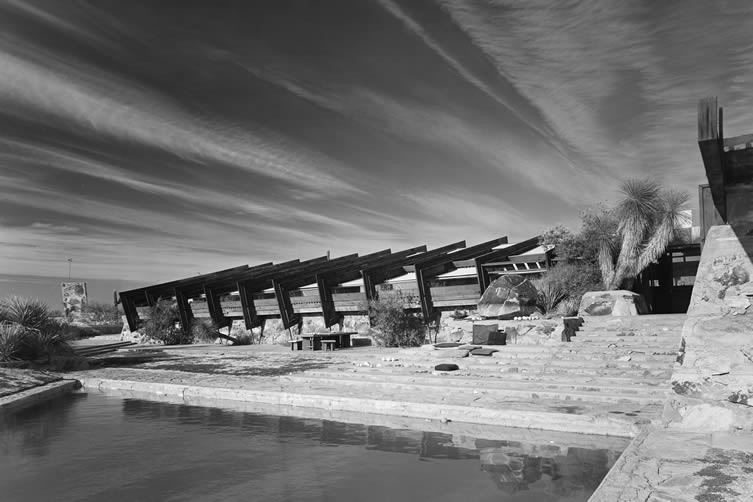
[0,273,150,311]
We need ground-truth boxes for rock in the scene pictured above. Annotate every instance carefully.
[472,323,506,344]
[434,363,459,371]
[470,348,498,356]
[577,290,649,316]
[477,275,538,319]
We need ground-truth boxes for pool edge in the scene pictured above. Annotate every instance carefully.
[0,380,80,413]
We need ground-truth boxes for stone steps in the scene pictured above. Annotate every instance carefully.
[283,373,666,405]
[272,376,660,436]
[326,365,671,387]
[361,356,675,371]
[404,350,679,363]
[338,360,673,379]
[297,370,670,398]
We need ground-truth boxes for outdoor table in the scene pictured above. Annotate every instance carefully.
[301,331,358,350]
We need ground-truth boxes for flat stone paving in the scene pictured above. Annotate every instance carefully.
[591,429,753,502]
[0,367,61,398]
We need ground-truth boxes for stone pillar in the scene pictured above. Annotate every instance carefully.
[665,225,753,431]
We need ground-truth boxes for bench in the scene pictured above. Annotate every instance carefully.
[290,339,304,351]
[321,340,336,351]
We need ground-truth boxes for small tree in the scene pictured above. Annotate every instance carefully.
[365,293,426,348]
[141,299,191,345]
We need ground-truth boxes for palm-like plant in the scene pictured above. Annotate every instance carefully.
[594,178,689,290]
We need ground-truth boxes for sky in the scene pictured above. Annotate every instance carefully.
[2,0,753,300]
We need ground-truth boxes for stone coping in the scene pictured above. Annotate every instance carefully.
[76,375,643,436]
[0,380,79,413]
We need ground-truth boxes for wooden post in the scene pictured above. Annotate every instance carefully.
[204,285,225,327]
[174,288,193,333]
[120,292,140,332]
[697,97,727,221]
[273,279,300,330]
[316,271,339,328]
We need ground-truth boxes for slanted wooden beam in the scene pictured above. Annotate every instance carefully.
[316,246,426,327]
[120,291,142,332]
[274,252,388,329]
[698,97,727,221]
[475,237,541,291]
[361,241,465,301]
[238,256,330,328]
[203,285,228,328]
[413,237,508,322]
[128,264,252,300]
[174,287,193,333]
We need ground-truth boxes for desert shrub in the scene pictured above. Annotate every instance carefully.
[0,296,73,362]
[141,300,190,345]
[0,321,26,361]
[232,331,253,345]
[531,279,568,314]
[189,318,220,343]
[365,293,426,348]
[79,302,121,323]
[532,263,602,317]
[545,262,603,301]
[556,297,581,317]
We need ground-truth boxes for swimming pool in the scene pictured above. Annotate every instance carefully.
[0,393,626,501]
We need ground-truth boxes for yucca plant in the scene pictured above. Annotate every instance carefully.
[0,296,72,362]
[0,321,26,362]
[593,178,689,290]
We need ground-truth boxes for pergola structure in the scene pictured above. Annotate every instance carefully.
[118,235,544,333]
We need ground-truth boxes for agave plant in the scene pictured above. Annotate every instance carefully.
[594,178,689,290]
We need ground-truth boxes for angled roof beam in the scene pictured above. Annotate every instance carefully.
[474,237,541,291]
[316,246,426,327]
[122,264,252,303]
[413,237,508,322]
[236,256,329,329]
[361,241,466,301]
[273,252,391,329]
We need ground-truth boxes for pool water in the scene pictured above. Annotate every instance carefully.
[0,393,623,501]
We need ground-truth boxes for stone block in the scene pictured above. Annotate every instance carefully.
[688,225,753,317]
[577,290,648,317]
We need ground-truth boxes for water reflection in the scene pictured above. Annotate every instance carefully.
[0,395,625,501]
[120,398,622,499]
[0,393,86,458]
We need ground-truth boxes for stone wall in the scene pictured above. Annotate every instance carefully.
[666,225,753,432]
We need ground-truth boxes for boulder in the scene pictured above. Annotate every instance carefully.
[477,275,538,319]
[577,290,648,317]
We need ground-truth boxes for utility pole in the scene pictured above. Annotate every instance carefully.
[67,258,73,280]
